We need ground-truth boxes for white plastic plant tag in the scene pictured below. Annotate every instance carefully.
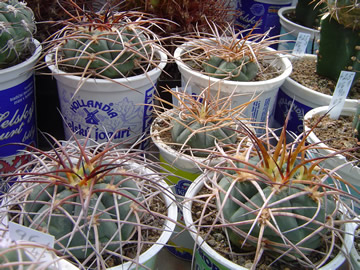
[9,221,54,248]
[292,32,311,56]
[329,71,356,119]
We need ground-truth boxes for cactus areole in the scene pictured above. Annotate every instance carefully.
[0,0,36,68]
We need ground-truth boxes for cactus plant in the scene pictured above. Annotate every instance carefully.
[42,1,169,93]
[186,115,358,269]
[295,0,327,28]
[316,0,360,83]
[0,134,177,269]
[177,22,284,82]
[0,0,36,68]
[153,86,254,157]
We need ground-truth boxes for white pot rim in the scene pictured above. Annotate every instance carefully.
[283,54,358,107]
[183,174,355,270]
[0,39,42,75]
[278,7,320,35]
[174,40,292,88]
[45,46,167,85]
[304,106,359,165]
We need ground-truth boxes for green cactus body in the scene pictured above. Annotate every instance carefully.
[202,56,258,81]
[295,0,326,28]
[316,0,360,83]
[24,167,140,260]
[59,26,149,78]
[316,13,360,82]
[218,175,336,256]
[0,247,32,267]
[171,114,237,156]
[0,0,36,68]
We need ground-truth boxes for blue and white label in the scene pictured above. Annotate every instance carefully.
[0,76,36,173]
[235,0,291,37]
[59,85,155,144]
[274,88,312,134]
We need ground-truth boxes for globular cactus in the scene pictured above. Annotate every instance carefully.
[193,119,358,268]
[202,55,258,81]
[178,22,281,82]
[155,87,251,157]
[46,2,167,80]
[1,135,176,269]
[316,0,360,83]
[58,25,151,78]
[0,0,36,68]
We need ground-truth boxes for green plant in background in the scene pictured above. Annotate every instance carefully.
[0,0,36,68]
[0,134,177,269]
[190,117,358,268]
[316,0,360,83]
[295,0,327,28]
[177,22,283,82]
[121,0,236,36]
[153,86,254,157]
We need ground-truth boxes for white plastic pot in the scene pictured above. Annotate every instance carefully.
[304,106,360,194]
[277,7,320,54]
[273,54,358,134]
[46,49,167,147]
[350,218,360,269]
[183,174,355,270]
[174,41,292,127]
[0,40,42,176]
[150,109,223,260]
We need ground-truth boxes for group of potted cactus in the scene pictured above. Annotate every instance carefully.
[0,0,359,269]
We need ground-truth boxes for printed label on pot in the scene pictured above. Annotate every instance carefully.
[195,247,226,270]
[235,0,291,37]
[59,85,155,144]
[274,88,312,134]
[0,76,36,174]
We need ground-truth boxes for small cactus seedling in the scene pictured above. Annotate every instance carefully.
[0,133,177,269]
[316,0,360,83]
[176,22,284,82]
[0,0,37,68]
[188,116,358,269]
[153,86,254,157]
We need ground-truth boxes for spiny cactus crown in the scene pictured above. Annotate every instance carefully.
[0,0,36,68]
[1,135,174,269]
[208,121,357,268]
[47,7,166,79]
[323,0,360,30]
[155,87,252,157]
[179,22,282,82]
